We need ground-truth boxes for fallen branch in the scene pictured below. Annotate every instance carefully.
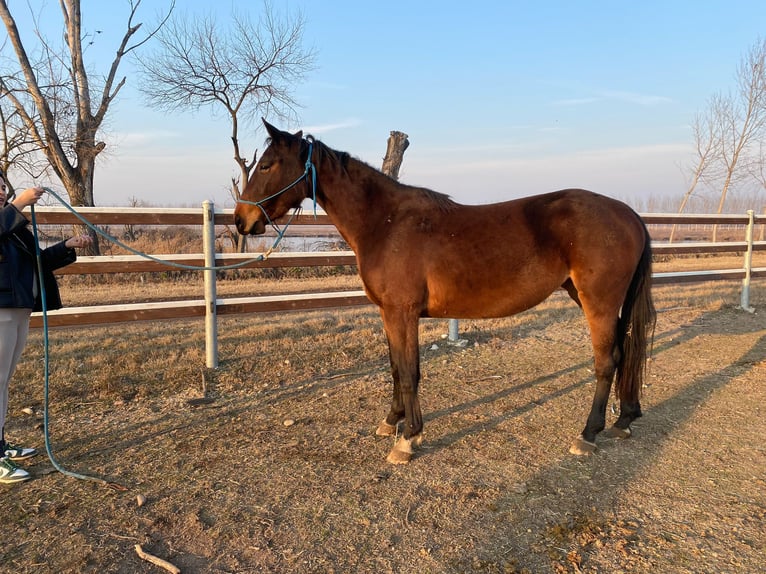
[134,544,181,574]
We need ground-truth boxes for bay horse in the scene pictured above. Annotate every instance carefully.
[234,120,656,464]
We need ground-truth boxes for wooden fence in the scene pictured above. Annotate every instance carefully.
[28,203,766,367]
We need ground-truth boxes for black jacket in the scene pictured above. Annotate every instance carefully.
[0,204,77,311]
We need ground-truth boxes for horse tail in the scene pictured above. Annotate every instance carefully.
[615,222,657,404]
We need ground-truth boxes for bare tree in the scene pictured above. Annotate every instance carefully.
[670,108,721,242]
[0,0,172,253]
[709,40,766,239]
[136,0,316,251]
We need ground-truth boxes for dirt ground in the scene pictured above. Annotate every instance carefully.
[1,280,765,573]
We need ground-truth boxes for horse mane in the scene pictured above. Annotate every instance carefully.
[306,135,457,212]
[307,136,351,174]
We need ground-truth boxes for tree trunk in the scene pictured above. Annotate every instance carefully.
[232,176,248,253]
[670,169,703,243]
[1,0,168,256]
[381,131,409,180]
[712,172,735,242]
[58,159,100,255]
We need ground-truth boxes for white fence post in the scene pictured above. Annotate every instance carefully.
[741,209,755,313]
[203,201,219,368]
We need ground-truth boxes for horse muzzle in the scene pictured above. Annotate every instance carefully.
[234,213,267,236]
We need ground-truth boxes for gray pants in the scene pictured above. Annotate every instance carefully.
[0,308,32,434]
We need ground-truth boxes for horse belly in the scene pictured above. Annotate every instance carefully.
[424,269,565,319]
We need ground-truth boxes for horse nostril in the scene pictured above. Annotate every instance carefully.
[234,214,242,229]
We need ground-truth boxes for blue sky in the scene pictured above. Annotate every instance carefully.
[8,1,766,207]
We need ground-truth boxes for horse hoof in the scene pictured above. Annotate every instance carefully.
[386,436,420,464]
[603,425,632,439]
[386,448,413,464]
[569,436,597,455]
[375,420,397,436]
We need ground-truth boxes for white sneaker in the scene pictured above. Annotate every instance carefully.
[4,442,38,461]
[0,456,30,483]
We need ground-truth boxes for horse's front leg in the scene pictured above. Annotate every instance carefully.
[378,307,423,464]
[375,343,404,436]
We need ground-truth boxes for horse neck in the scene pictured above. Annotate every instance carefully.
[315,156,394,251]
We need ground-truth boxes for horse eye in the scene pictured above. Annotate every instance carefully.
[259,162,271,172]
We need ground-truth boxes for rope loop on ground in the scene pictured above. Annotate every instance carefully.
[28,189,298,487]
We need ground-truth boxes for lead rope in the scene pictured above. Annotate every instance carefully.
[29,197,296,489]
[31,205,121,488]
[29,196,295,489]
[28,144,318,487]
[41,188,297,271]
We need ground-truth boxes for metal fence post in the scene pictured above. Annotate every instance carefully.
[741,209,755,313]
[203,201,219,367]
[448,318,459,342]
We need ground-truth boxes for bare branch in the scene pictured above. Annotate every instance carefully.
[136,0,316,182]
[670,108,721,241]
[1,0,172,243]
[687,40,766,220]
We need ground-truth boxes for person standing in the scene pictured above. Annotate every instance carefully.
[0,169,92,484]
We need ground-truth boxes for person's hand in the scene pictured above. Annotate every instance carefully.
[11,187,45,210]
[65,234,93,249]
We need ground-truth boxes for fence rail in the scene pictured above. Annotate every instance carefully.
[28,204,766,367]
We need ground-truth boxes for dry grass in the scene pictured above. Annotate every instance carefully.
[0,268,764,573]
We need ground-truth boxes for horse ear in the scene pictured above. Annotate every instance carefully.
[262,118,281,140]
[294,130,303,139]
[262,119,302,145]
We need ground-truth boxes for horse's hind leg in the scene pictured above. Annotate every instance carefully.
[570,309,619,455]
[604,396,643,438]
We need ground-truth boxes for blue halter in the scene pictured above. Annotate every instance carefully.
[237,141,317,224]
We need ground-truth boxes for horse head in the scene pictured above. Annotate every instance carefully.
[234,119,310,235]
